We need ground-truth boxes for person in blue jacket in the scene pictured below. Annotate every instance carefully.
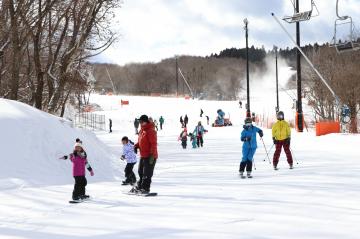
[194,121,208,147]
[240,117,263,178]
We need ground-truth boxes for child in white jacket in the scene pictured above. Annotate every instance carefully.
[121,136,137,185]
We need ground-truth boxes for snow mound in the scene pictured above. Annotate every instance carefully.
[0,99,121,190]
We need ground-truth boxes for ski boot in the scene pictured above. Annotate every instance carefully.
[80,195,90,200]
[289,164,294,169]
[239,171,246,179]
[274,165,279,171]
[122,180,131,186]
[139,189,150,195]
[129,186,140,194]
[247,172,253,178]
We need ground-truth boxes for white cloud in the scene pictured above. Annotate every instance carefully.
[94,0,360,65]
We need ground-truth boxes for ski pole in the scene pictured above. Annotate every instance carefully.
[262,144,274,162]
[261,137,272,164]
[290,147,299,165]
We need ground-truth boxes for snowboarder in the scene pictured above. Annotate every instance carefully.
[184,114,189,128]
[240,117,263,178]
[62,142,94,201]
[272,111,293,170]
[200,109,204,117]
[132,115,158,194]
[179,128,188,149]
[194,121,207,147]
[159,116,164,130]
[206,115,210,125]
[121,136,137,185]
[109,119,113,133]
[180,116,184,128]
[134,118,140,135]
[188,132,197,148]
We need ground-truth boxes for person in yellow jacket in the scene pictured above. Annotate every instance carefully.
[272,111,293,170]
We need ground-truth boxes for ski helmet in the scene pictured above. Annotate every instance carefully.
[277,111,284,120]
[244,117,252,125]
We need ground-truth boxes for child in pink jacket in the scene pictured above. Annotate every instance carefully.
[64,142,94,200]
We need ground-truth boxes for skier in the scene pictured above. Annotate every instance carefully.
[184,114,189,128]
[272,111,293,170]
[206,115,210,125]
[240,117,263,178]
[134,118,140,135]
[239,100,242,108]
[188,132,197,148]
[200,109,204,117]
[179,128,188,149]
[159,116,164,130]
[154,119,159,131]
[194,121,207,147]
[62,142,94,201]
[132,115,158,194]
[180,116,184,128]
[109,118,113,133]
[121,136,137,185]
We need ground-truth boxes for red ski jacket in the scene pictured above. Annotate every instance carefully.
[135,123,158,159]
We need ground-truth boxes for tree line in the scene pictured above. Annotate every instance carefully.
[0,0,120,115]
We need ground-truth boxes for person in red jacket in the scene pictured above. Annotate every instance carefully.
[132,115,158,194]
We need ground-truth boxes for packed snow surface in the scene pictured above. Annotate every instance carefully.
[0,95,359,239]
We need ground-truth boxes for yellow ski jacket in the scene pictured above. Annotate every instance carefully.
[272,120,291,141]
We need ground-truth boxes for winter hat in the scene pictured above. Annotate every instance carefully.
[277,111,284,120]
[138,115,149,123]
[244,117,252,125]
[74,142,83,150]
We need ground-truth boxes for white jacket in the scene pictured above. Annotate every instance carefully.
[122,142,137,164]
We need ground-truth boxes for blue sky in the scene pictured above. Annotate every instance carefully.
[93,0,360,65]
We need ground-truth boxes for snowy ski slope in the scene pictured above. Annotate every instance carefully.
[0,95,359,239]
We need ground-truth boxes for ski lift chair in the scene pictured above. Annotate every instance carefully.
[332,16,360,53]
[283,0,319,23]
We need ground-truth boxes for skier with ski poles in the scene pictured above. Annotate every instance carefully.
[272,111,293,170]
[61,142,94,202]
[240,117,263,178]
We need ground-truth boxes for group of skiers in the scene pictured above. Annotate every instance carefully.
[239,110,293,178]
[63,108,293,201]
[179,121,208,149]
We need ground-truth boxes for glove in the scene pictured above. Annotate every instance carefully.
[121,155,125,160]
[63,155,68,160]
[273,137,278,145]
[134,146,138,154]
[258,130,264,138]
[285,137,291,145]
[90,170,94,176]
[149,155,155,165]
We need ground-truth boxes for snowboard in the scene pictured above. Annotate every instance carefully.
[69,197,91,204]
[126,192,158,197]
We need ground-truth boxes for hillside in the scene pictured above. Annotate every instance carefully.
[0,99,121,190]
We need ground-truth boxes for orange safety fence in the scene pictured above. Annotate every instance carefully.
[315,121,340,136]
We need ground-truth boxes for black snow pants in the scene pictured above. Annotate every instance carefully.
[73,176,87,200]
[239,161,253,173]
[124,162,137,183]
[197,136,204,147]
[137,158,156,191]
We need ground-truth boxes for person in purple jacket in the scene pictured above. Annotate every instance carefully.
[64,142,94,201]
